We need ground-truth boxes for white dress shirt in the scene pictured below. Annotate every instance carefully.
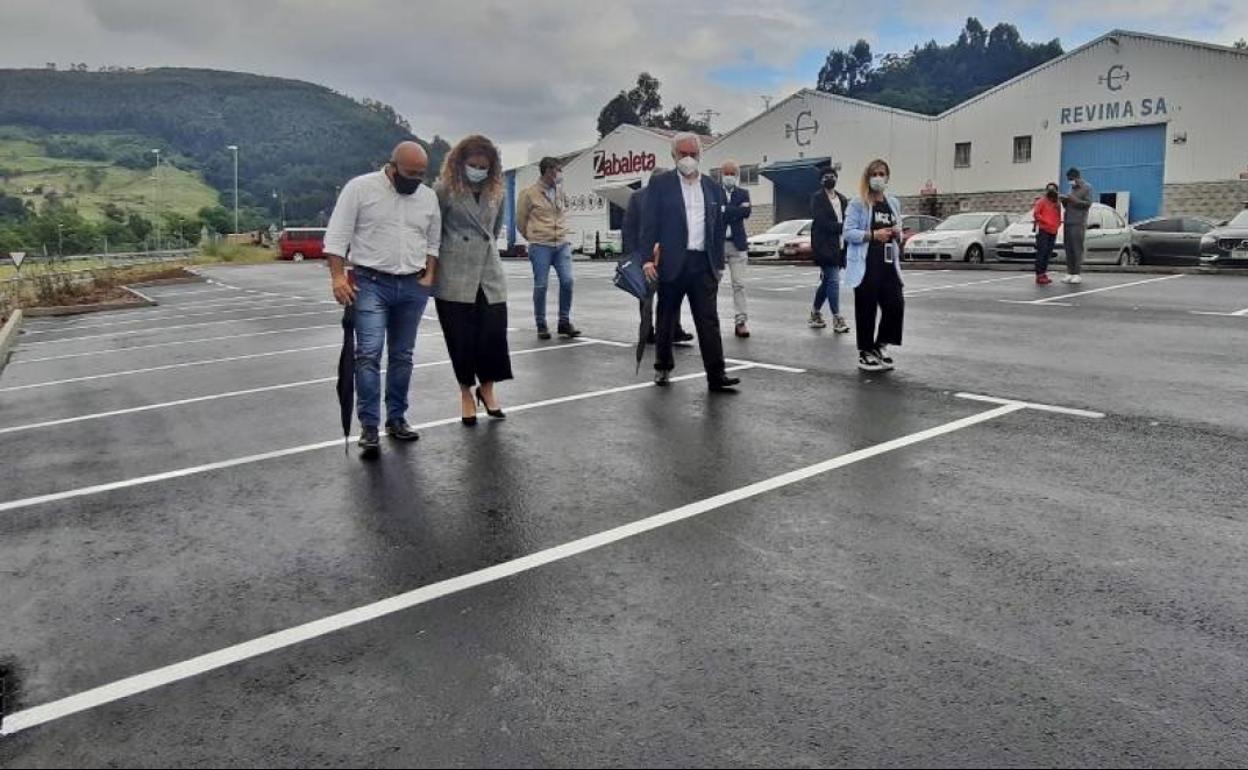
[323,170,441,275]
[679,173,706,251]
[827,189,843,221]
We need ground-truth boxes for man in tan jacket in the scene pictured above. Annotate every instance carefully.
[516,157,582,339]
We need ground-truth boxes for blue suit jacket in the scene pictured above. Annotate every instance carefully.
[722,185,751,251]
[640,170,727,282]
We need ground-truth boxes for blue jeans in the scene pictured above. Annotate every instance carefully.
[353,269,429,428]
[529,242,574,326]
[812,265,841,315]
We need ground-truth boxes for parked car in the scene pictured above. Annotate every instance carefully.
[996,203,1134,265]
[1200,206,1248,267]
[779,233,812,259]
[277,228,327,261]
[901,214,942,244]
[903,212,1014,262]
[748,219,811,259]
[1129,217,1218,265]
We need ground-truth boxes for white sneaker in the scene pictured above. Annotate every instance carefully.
[1061,274,1074,284]
[857,350,886,372]
[875,345,895,369]
[832,315,850,334]
[1070,274,1083,285]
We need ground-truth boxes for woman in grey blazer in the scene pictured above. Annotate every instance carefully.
[432,135,512,425]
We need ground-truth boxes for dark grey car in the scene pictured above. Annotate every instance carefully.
[1129,216,1217,265]
[1201,207,1248,267]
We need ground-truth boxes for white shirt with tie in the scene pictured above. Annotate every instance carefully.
[679,173,706,252]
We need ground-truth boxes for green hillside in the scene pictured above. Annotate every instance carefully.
[0,67,451,227]
[0,129,220,222]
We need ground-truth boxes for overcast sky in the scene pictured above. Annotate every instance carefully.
[2,0,1245,167]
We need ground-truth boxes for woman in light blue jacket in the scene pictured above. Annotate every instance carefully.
[843,159,905,372]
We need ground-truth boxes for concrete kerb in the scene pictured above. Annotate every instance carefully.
[753,259,1248,276]
[0,308,22,376]
[22,286,159,318]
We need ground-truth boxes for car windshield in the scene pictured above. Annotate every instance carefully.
[1229,210,1248,227]
[934,214,991,231]
[765,220,809,236]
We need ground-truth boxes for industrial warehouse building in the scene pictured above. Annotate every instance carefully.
[503,30,1248,253]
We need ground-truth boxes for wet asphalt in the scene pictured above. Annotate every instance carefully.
[1,259,1246,767]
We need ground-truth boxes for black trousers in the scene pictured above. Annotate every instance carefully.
[655,252,726,380]
[436,288,513,387]
[854,254,904,352]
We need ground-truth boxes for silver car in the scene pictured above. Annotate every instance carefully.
[996,203,1134,265]
[903,212,1014,263]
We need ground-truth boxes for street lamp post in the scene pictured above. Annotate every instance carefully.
[226,145,239,234]
[151,148,162,251]
[272,190,285,228]
[57,223,64,256]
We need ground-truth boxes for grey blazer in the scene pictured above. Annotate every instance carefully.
[433,181,507,304]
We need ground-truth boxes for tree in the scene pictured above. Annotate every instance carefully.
[627,73,664,126]
[663,105,711,136]
[426,135,452,180]
[1235,38,1247,50]
[597,91,640,137]
[817,39,874,95]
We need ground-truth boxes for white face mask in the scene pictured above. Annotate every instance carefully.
[466,166,489,184]
[676,156,700,177]
[554,172,564,186]
[869,176,889,193]
[722,175,738,189]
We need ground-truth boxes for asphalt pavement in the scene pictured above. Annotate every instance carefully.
[1,259,1246,767]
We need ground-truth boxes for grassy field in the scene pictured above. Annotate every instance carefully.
[0,136,220,222]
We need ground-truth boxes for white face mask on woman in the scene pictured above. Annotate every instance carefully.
[869,176,889,193]
[466,166,489,184]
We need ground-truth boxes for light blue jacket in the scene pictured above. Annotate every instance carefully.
[844,194,904,289]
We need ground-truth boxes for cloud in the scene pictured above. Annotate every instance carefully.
[0,0,1240,169]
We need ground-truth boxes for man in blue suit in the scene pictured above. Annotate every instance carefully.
[640,133,739,391]
[622,167,693,345]
[719,160,753,337]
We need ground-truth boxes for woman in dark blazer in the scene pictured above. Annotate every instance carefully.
[809,167,851,333]
[432,135,512,425]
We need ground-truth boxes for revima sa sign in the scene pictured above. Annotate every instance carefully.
[1061,97,1169,126]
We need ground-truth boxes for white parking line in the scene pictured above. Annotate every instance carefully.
[954,392,1106,419]
[17,309,341,347]
[7,325,341,366]
[579,336,807,373]
[903,274,1031,296]
[0,342,591,435]
[0,363,761,515]
[1190,307,1248,318]
[20,302,327,335]
[139,286,234,298]
[1008,274,1184,305]
[0,400,1025,737]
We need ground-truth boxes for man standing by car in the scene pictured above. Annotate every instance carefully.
[325,141,439,458]
[719,160,753,337]
[517,157,582,339]
[1061,167,1093,284]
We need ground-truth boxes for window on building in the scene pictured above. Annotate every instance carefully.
[740,165,760,186]
[1013,135,1032,164]
[955,143,972,168]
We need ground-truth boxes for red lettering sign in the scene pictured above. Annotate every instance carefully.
[593,150,658,179]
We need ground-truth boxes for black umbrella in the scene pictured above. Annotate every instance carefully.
[613,254,658,374]
[636,289,657,374]
[336,304,355,455]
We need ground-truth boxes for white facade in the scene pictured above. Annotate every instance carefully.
[508,30,1248,240]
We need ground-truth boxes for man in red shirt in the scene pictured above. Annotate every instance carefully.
[1032,182,1062,285]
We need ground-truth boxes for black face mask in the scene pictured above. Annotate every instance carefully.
[1046,189,1059,200]
[391,165,423,195]
[822,176,837,190]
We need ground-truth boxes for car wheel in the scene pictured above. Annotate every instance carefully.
[1118,247,1137,267]
[1129,247,1144,266]
[292,252,305,262]
[965,244,984,263]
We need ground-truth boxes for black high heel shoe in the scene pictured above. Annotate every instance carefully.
[475,387,506,419]
[461,395,477,426]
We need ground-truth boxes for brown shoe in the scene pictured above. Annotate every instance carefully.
[734,322,750,338]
